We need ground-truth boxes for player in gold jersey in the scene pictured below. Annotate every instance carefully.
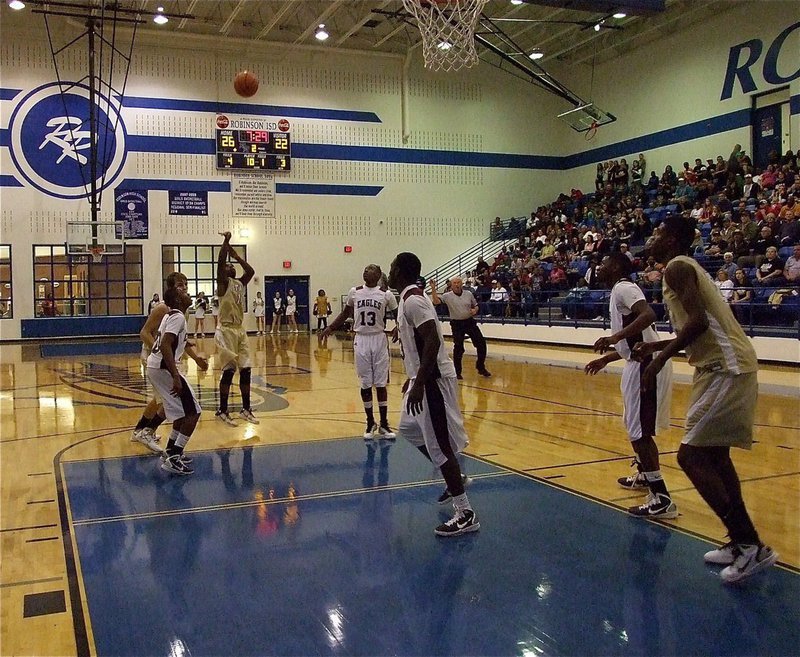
[214,231,258,426]
[632,216,777,584]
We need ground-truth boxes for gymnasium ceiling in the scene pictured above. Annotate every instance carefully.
[8,0,741,69]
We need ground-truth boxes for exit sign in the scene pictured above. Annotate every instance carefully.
[282,260,291,269]
[344,245,353,253]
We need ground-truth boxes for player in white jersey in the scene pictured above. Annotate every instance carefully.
[146,286,202,475]
[585,252,676,519]
[388,252,479,537]
[131,271,208,453]
[323,264,398,439]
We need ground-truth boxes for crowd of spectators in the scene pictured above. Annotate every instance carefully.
[443,145,800,327]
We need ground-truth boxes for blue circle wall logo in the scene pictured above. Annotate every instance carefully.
[8,82,127,199]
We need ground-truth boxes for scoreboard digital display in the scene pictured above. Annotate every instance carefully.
[215,127,291,171]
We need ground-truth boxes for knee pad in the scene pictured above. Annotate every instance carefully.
[240,367,251,386]
[221,368,236,386]
[360,388,373,403]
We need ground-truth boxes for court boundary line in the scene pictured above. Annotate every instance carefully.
[468,452,800,575]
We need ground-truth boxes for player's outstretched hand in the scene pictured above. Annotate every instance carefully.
[631,341,656,362]
[585,357,608,375]
[406,381,424,416]
[195,356,209,372]
[593,336,615,354]
[320,326,333,339]
[218,231,232,242]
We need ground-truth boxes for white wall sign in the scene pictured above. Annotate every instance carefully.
[231,172,276,218]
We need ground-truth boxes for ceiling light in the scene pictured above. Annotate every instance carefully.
[594,22,602,32]
[153,6,168,24]
[510,0,524,5]
[315,24,329,41]
[437,40,453,51]
[7,0,26,9]
[529,50,543,60]
[613,12,626,18]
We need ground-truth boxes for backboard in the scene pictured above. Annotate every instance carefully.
[66,220,125,262]
[557,103,616,132]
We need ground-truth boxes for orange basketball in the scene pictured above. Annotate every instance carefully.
[233,70,258,98]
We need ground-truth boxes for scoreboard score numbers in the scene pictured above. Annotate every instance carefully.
[215,115,291,171]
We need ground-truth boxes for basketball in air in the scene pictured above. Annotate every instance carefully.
[233,70,259,98]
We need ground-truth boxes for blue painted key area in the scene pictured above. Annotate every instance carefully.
[63,438,800,657]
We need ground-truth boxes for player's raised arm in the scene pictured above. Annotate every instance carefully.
[429,279,441,305]
[216,232,231,297]
[228,243,255,286]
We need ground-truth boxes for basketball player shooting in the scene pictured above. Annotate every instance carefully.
[214,231,259,426]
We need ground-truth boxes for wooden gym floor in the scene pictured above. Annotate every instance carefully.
[0,332,798,656]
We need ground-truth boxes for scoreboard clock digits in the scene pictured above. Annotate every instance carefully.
[216,128,291,171]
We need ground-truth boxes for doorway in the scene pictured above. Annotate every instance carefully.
[752,87,790,171]
[264,275,310,330]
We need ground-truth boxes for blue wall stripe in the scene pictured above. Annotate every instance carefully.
[275,183,383,196]
[117,179,231,192]
[0,175,22,187]
[127,135,213,154]
[293,143,563,169]
[791,94,800,116]
[115,178,382,196]
[564,108,752,169]
[0,88,21,101]
[0,128,9,148]
[122,96,382,124]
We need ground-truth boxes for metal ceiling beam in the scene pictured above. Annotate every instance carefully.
[568,0,723,65]
[254,0,299,41]
[178,0,199,30]
[219,0,247,35]
[294,0,347,44]
[539,14,639,63]
[335,0,393,46]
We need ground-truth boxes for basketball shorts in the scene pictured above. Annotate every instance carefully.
[353,332,390,388]
[683,370,757,449]
[620,357,672,440]
[398,376,469,467]
[215,325,252,370]
[146,368,201,422]
[140,346,162,402]
[195,310,205,320]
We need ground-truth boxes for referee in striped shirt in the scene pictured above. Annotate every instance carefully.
[430,277,491,380]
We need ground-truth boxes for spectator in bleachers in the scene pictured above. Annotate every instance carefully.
[476,255,489,278]
[674,177,694,206]
[630,159,643,194]
[712,155,727,190]
[704,229,728,256]
[777,209,799,246]
[742,173,760,200]
[615,158,629,192]
[760,165,777,190]
[755,247,786,286]
[730,269,753,323]
[729,231,750,261]
[739,211,759,243]
[646,170,659,191]
[721,252,738,280]
[784,244,800,285]
[548,263,568,291]
[753,226,780,261]
[490,279,510,316]
[715,270,735,301]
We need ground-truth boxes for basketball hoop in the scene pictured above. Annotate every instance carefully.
[585,120,599,141]
[89,245,105,263]
[403,0,489,72]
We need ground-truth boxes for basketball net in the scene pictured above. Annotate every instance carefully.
[403,0,489,72]
[585,121,599,141]
[89,245,105,263]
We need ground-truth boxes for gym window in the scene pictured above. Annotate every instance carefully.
[0,245,11,319]
[33,245,144,317]
[161,244,249,307]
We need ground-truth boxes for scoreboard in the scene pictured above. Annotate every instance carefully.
[215,125,291,171]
